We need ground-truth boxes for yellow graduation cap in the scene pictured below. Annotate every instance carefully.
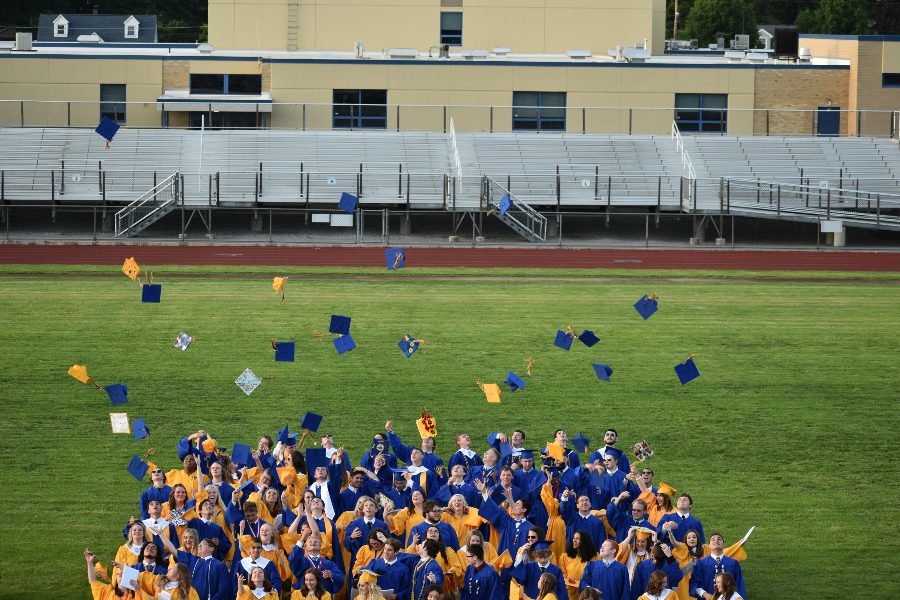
[658,482,678,497]
[358,569,379,585]
[476,380,501,404]
[546,442,565,462]
[273,276,288,303]
[68,364,90,384]
[634,527,656,540]
[122,257,140,282]
[202,438,217,453]
[491,549,513,570]
[416,408,437,439]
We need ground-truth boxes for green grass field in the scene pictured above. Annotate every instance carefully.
[1,265,898,599]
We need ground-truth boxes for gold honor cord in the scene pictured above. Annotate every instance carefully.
[525,357,535,376]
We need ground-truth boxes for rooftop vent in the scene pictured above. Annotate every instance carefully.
[622,48,650,63]
[77,33,103,43]
[492,47,511,56]
[13,32,32,51]
[798,47,811,62]
[462,49,489,60]
[197,43,214,53]
[387,48,418,59]
[566,49,591,60]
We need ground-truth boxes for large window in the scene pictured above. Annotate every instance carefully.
[333,90,387,129]
[100,84,126,124]
[884,73,900,87]
[512,92,566,131]
[675,93,727,133]
[440,12,463,46]
[189,74,262,95]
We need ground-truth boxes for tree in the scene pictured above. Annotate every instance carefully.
[682,0,758,47]
[795,0,869,34]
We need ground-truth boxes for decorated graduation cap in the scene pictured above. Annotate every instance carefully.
[674,355,700,385]
[579,330,600,348]
[126,455,148,481]
[173,332,194,351]
[105,383,128,405]
[122,257,140,281]
[338,192,358,213]
[231,443,252,467]
[553,329,574,351]
[477,381,501,404]
[273,277,288,303]
[634,294,659,320]
[235,368,262,395]
[416,409,437,439]
[504,371,525,392]
[570,433,590,454]
[133,418,150,441]
[398,334,423,358]
[333,334,356,355]
[272,340,296,362]
[592,363,614,382]
[95,116,120,149]
[68,363,101,389]
[385,247,406,270]
[358,569,380,585]
[631,439,654,462]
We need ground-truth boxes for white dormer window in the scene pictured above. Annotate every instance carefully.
[124,16,140,39]
[53,15,69,38]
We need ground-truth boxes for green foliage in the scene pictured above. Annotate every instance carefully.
[683,0,758,47]
[795,0,870,35]
[0,268,898,598]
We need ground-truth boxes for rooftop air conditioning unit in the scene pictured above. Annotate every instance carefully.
[197,43,214,53]
[387,48,418,59]
[462,49,489,60]
[566,49,591,60]
[623,48,650,63]
[798,47,811,62]
[731,34,749,50]
[14,32,32,51]
[77,33,103,43]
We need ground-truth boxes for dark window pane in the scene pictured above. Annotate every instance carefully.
[361,90,387,104]
[228,75,262,95]
[440,12,462,46]
[513,92,539,107]
[541,92,566,107]
[676,110,701,122]
[675,93,700,109]
[540,107,566,120]
[883,73,900,86]
[678,121,700,132]
[190,74,225,94]
[540,120,566,130]
[100,84,126,124]
[513,120,538,130]
[702,94,727,109]
[333,90,358,104]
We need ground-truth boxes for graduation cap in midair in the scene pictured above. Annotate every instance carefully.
[592,363,614,382]
[579,330,600,348]
[385,247,406,270]
[272,340,296,362]
[504,371,525,392]
[298,412,323,447]
[416,408,437,439]
[133,418,150,441]
[126,455,148,480]
[570,433,591,454]
[634,294,659,320]
[273,277,288,303]
[477,380,501,404]
[122,257,140,282]
[675,355,700,385]
[231,443,252,467]
[141,283,161,303]
[329,315,352,335]
[333,334,356,355]
[338,192,358,213]
[398,334,423,357]
[499,193,513,215]
[105,383,128,405]
[68,363,102,390]
[173,332,194,351]
[235,368,262,395]
[554,329,575,351]
[95,117,120,149]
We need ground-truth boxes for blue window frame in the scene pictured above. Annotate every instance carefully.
[675,93,727,133]
[333,89,387,129]
[512,92,567,131]
[440,12,462,46]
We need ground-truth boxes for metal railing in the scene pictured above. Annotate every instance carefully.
[114,172,180,237]
[482,176,548,241]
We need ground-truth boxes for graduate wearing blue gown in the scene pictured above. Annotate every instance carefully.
[386,426,446,483]
[410,541,445,600]
[188,543,230,600]
[187,501,232,562]
[580,541,631,600]
[139,469,172,519]
[475,490,533,556]
[435,466,481,508]
[560,491,608,548]
[656,500,705,545]
[364,541,416,600]
[629,545,683,600]
[606,493,654,543]
[287,537,345,595]
[689,536,746,600]
[460,544,503,600]
[509,541,568,600]
[338,467,383,514]
[408,501,461,551]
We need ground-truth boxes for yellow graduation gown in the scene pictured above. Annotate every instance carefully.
[165,469,208,500]
[539,481,570,559]
[638,490,674,528]
[236,585,280,599]
[558,553,599,600]
[291,591,333,600]
[90,581,135,600]
[441,509,486,545]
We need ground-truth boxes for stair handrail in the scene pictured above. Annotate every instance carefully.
[114,171,179,237]
[483,175,548,241]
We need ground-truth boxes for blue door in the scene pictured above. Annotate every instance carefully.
[817,107,840,136]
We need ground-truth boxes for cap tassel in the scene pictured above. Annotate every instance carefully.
[564,325,579,339]
[392,251,405,270]
[681,354,695,364]
[142,448,157,461]
[525,357,535,376]
[271,338,279,352]
[312,330,331,339]
[298,430,318,449]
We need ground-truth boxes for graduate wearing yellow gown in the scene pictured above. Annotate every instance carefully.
[165,455,208,501]
[112,523,147,585]
[235,568,279,600]
[161,485,198,541]
[616,527,655,586]
[539,479,569,560]
[290,567,334,600]
[669,529,748,600]
[85,549,136,600]
[638,484,677,528]
[558,531,600,600]
[441,495,487,545]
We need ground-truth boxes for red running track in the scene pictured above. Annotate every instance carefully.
[1,244,899,271]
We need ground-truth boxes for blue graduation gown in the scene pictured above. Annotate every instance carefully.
[408,520,461,551]
[435,481,481,508]
[187,518,232,561]
[449,450,483,473]
[287,547,344,594]
[407,468,441,500]
[387,431,447,482]
[509,561,568,600]
[512,468,542,496]
[281,511,345,573]
[588,470,627,510]
[478,496,532,555]
[461,563,503,600]
[411,558,444,599]
[605,500,653,543]
[579,559,631,600]
[656,513,705,544]
[139,485,173,519]
[629,558,682,600]
[338,479,382,515]
[135,562,168,576]
[366,556,414,599]
[467,465,500,488]
[360,450,398,488]
[588,447,630,475]
[189,556,230,600]
[231,555,282,595]
[489,484,523,506]
[690,555,746,599]
[345,517,388,562]
[560,498,608,547]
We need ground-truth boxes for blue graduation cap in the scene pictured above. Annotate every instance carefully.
[305,447,329,472]
[338,192,359,213]
[301,412,323,432]
[592,363,614,382]
[531,540,554,552]
[106,383,128,405]
[329,315,352,335]
[398,334,420,358]
[554,329,574,351]
[126,455,148,481]
[499,193,513,216]
[570,433,591,454]
[95,117,120,144]
[579,330,600,348]
[231,443,252,468]
[334,334,356,355]
[520,450,535,460]
[141,284,161,303]
[504,371,525,392]
[634,295,658,320]
[277,424,294,445]
[486,432,502,447]
[274,341,295,362]
[391,467,410,479]
[497,442,513,462]
[236,478,256,494]
[385,247,406,270]
[133,418,150,441]
[675,357,700,385]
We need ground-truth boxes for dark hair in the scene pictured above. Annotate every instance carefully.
[302,568,327,598]
[425,525,450,563]
[291,450,307,476]
[566,530,598,562]
[656,493,673,512]
[243,500,258,514]
[605,428,618,437]
[422,584,443,598]
[651,542,668,564]
[684,529,704,559]
[386,538,402,552]
[173,563,192,598]
[423,500,440,515]
[137,542,165,570]
[517,498,531,513]
[247,565,273,592]
[513,429,526,440]
[646,570,668,595]
[578,588,602,600]
[250,537,263,546]
[468,543,484,561]
[678,493,693,506]
[713,572,737,599]
[260,435,273,448]
[526,526,546,560]
[500,466,514,476]
[368,527,389,544]
[422,538,441,559]
[537,572,558,599]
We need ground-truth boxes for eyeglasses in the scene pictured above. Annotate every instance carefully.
[642,471,653,475]
[465,555,475,559]
[151,469,163,474]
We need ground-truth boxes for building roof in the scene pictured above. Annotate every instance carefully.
[37,14,157,43]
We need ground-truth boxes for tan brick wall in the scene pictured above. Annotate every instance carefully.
[162,60,190,89]
[753,68,850,135]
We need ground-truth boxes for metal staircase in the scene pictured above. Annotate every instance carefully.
[481,176,548,241]
[115,172,181,237]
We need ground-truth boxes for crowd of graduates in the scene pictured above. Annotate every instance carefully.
[86,421,751,600]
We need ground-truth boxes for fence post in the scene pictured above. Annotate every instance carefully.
[582,107,586,134]
[398,163,403,198]
[877,194,881,225]
[300,162,304,197]
[489,106,493,133]
[826,188,831,219]
[396,105,400,132]
[302,104,306,130]
[19,100,24,127]
[777,184,781,216]
[556,165,561,211]
[692,179,697,212]
[269,209,273,244]
[443,106,447,134]
[594,166,599,205]
[60,160,65,195]
[607,175,612,226]
[726,179,730,211]
[645,214,649,248]
[92,206,97,242]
